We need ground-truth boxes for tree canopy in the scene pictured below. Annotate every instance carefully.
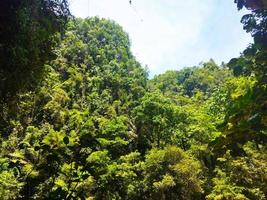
[0,0,70,99]
[0,1,266,199]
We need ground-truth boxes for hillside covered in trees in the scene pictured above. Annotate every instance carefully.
[0,0,266,199]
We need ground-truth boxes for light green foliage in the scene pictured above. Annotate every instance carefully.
[93,152,144,199]
[0,1,266,198]
[133,92,184,149]
[0,158,23,200]
[149,59,231,97]
[143,146,203,200]
[0,17,148,199]
[208,143,267,199]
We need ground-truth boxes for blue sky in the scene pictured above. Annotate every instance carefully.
[70,0,252,76]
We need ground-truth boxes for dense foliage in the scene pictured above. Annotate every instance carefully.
[0,0,70,99]
[0,1,266,199]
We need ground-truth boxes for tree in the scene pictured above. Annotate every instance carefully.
[149,60,230,97]
[0,17,148,199]
[235,0,267,10]
[0,0,70,99]
[133,92,184,150]
[143,146,203,200]
[207,142,267,200]
[211,0,267,155]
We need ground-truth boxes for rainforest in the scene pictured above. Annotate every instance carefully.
[0,0,266,199]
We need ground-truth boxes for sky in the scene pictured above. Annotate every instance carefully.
[69,0,252,76]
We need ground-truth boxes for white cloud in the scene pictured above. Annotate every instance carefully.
[70,0,252,76]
